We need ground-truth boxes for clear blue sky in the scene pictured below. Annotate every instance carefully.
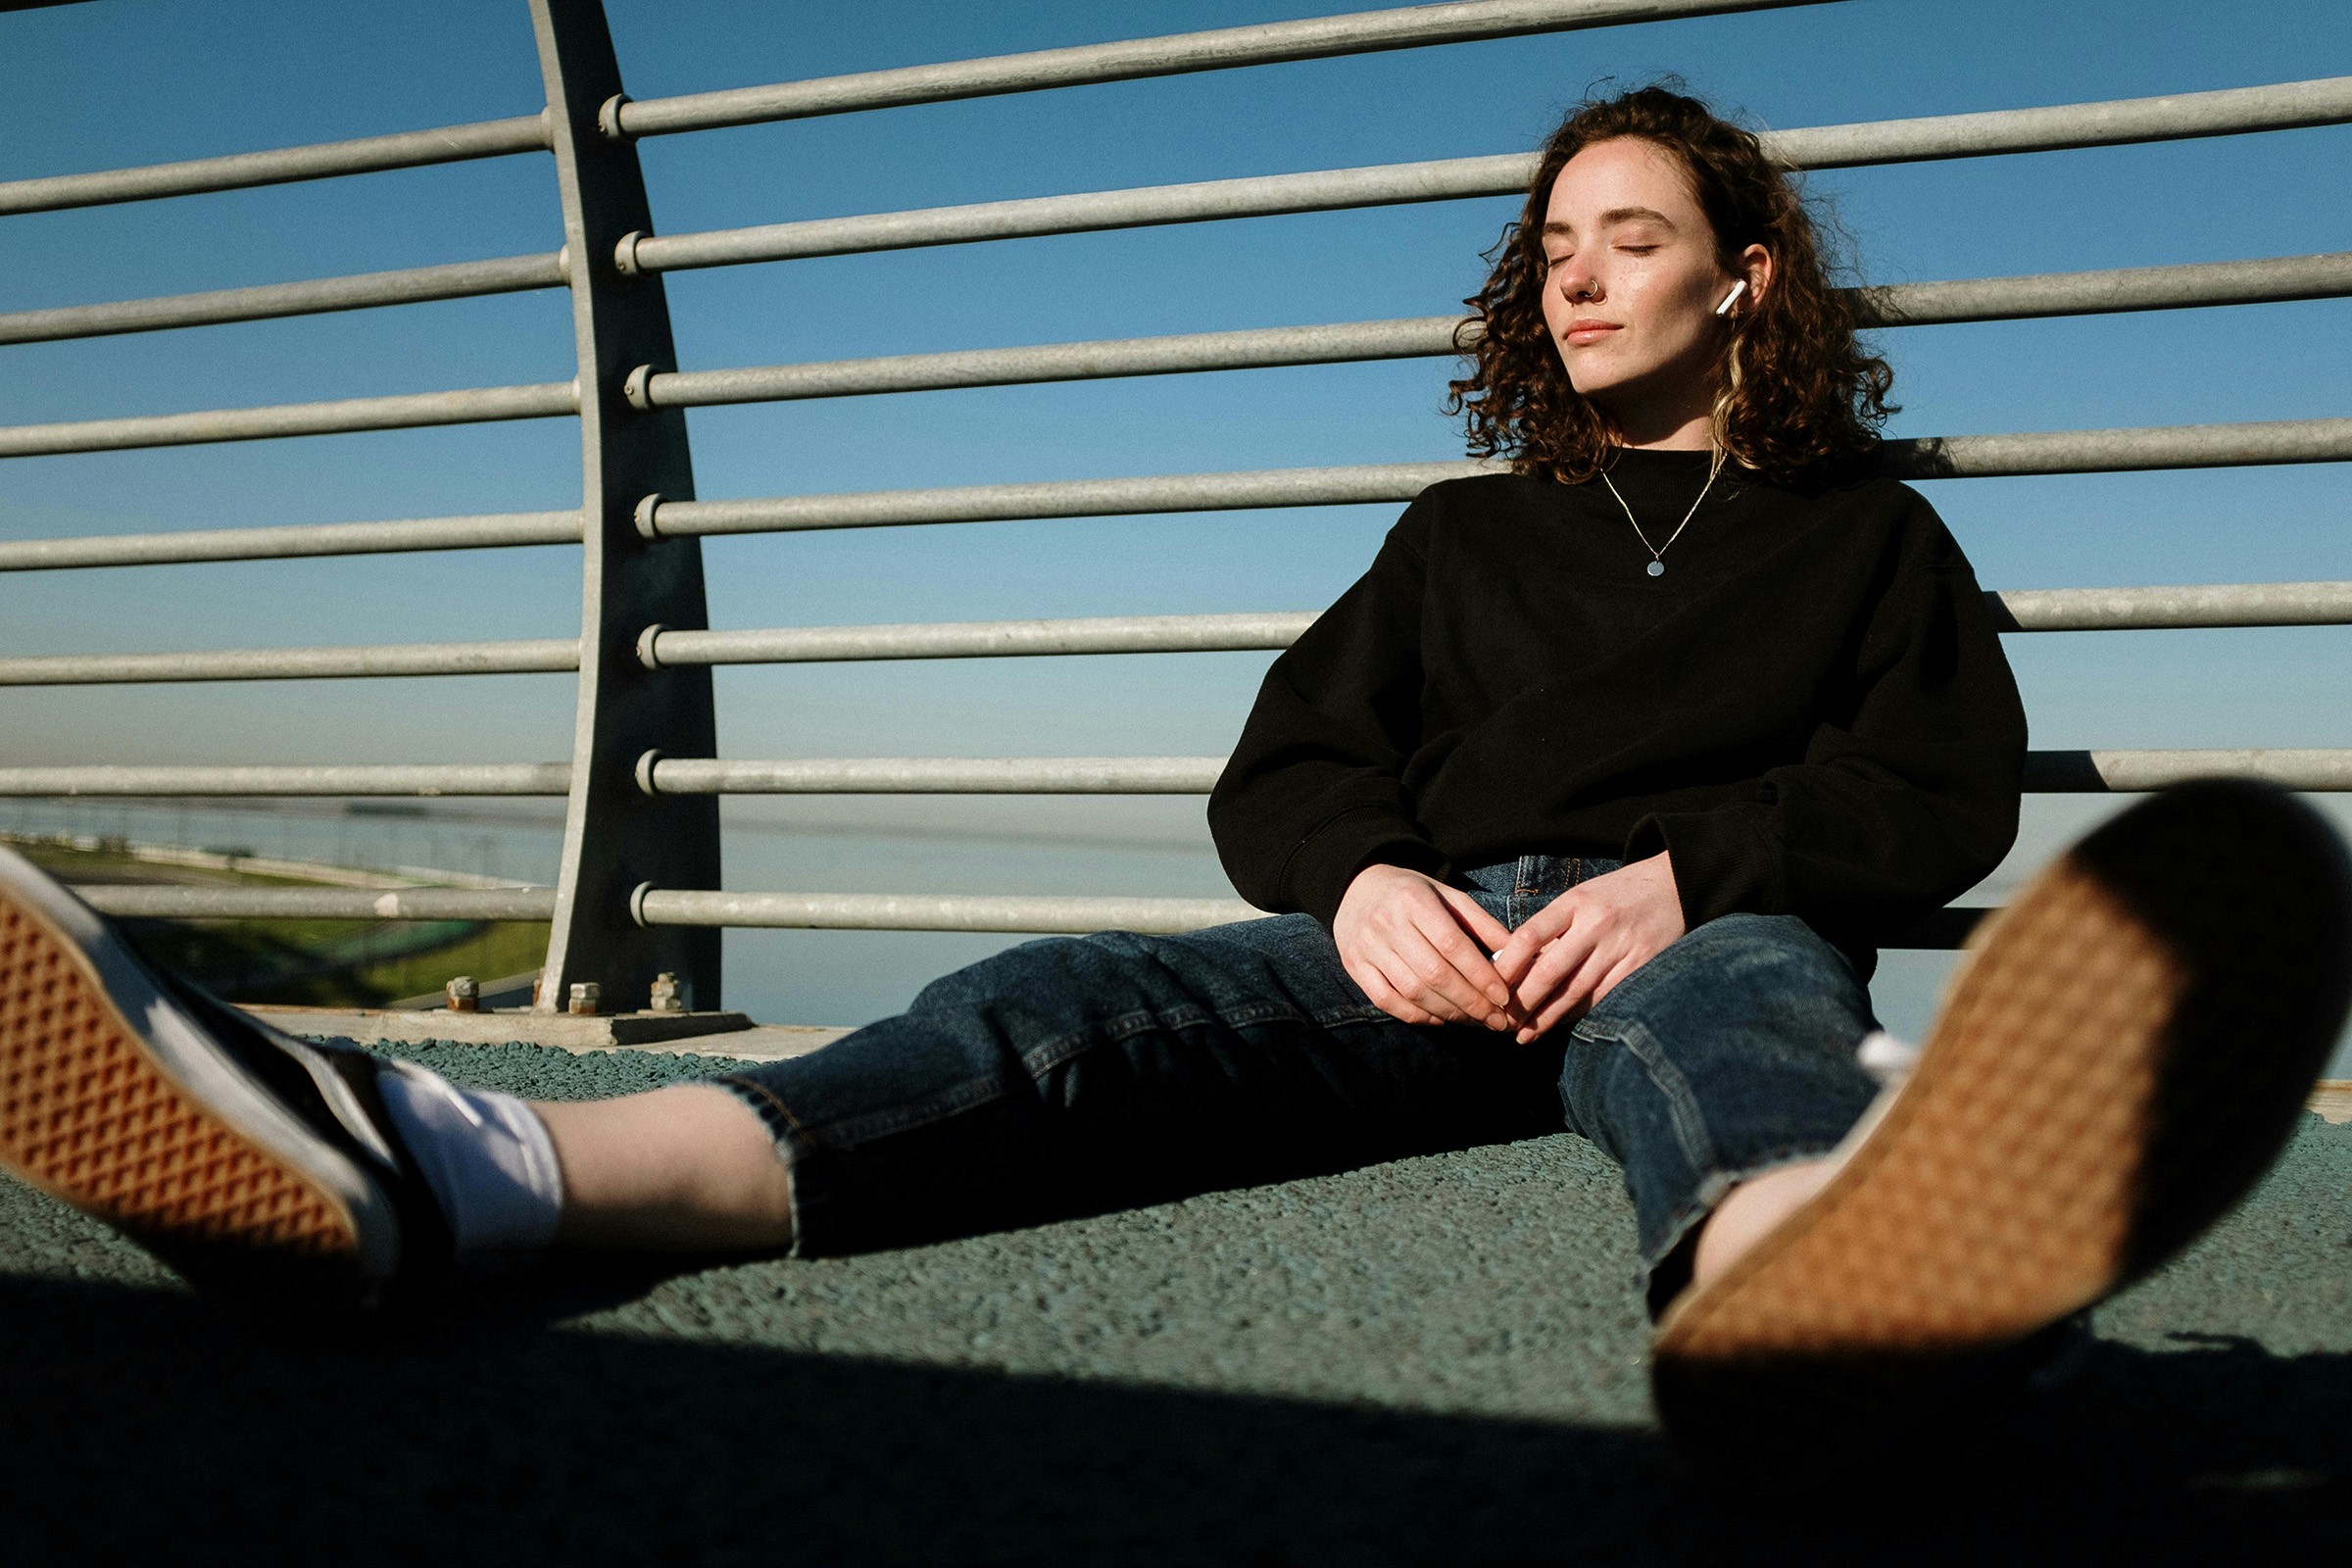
[2,0,2348,1031]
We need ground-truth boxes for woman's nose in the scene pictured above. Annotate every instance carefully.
[1555,264,1601,303]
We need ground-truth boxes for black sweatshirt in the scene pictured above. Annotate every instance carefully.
[1205,449,2028,975]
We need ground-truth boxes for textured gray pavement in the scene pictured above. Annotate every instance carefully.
[3,1037,2348,1564]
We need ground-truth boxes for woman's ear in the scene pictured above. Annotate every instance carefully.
[1740,242,1774,307]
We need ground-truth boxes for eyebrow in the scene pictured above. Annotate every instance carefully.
[1541,207,1679,237]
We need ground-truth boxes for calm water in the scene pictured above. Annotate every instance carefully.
[11,795,2347,1076]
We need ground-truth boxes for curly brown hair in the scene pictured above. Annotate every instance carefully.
[1447,85,1894,486]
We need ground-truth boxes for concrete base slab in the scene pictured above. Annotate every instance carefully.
[238,1003,850,1059]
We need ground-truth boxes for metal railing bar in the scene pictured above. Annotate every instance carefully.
[0,380,580,460]
[643,757,1223,795]
[631,887,1264,935]
[0,639,580,687]
[628,886,1990,944]
[0,253,569,347]
[619,156,1537,272]
[644,416,2352,540]
[628,76,2352,272]
[632,253,2352,408]
[0,764,572,797]
[13,577,2320,693]
[638,612,1320,667]
[0,115,551,217]
[1851,252,2352,326]
[0,512,585,573]
[630,319,1459,409]
[639,582,2352,669]
[1769,75,2352,170]
[641,463,1484,536]
[610,1,1825,138]
[639,750,2352,797]
[1987,580,2352,632]
[75,886,559,921]
[2023,749,2352,792]
[1882,417,2352,478]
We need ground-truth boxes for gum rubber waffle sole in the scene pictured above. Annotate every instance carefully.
[0,856,372,1298]
[1649,780,2352,1490]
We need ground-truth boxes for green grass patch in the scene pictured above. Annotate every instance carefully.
[14,840,548,1006]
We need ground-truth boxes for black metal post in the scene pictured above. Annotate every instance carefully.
[528,0,722,1012]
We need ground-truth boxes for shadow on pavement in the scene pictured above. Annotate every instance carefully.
[3,1273,2346,1564]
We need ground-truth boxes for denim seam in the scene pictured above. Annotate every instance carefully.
[711,1074,822,1259]
[1017,1004,1197,1078]
[714,1073,808,1137]
[1588,1017,1720,1177]
[797,1068,1019,1152]
[1313,1002,1394,1027]
[1015,995,1387,1081]
[783,994,1334,1154]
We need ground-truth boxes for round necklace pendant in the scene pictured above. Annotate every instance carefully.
[1645,560,1666,578]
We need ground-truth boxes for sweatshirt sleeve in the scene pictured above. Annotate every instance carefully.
[1625,500,2027,949]
[1207,499,1446,927]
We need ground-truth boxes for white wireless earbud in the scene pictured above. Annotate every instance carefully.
[1713,279,1748,317]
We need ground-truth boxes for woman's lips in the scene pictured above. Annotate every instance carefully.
[1561,319,1620,346]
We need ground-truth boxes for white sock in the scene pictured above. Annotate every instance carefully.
[1855,1028,1922,1086]
[372,1059,565,1256]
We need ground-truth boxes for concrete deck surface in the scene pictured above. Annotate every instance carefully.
[3,1036,2348,1564]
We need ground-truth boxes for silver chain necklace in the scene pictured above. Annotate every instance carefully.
[1600,445,1727,578]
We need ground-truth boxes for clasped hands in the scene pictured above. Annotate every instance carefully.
[1331,855,1685,1043]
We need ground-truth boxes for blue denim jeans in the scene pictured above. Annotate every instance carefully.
[718,855,1884,1309]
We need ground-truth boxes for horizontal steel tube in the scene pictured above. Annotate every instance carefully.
[0,639,579,687]
[645,750,2352,796]
[623,890,2019,944]
[644,463,1484,535]
[646,757,1226,794]
[643,582,2352,670]
[1883,417,2352,478]
[631,77,2352,270]
[2023,749,2352,792]
[634,318,1462,408]
[641,612,1320,666]
[1990,580,2352,631]
[0,253,568,346]
[76,886,559,921]
[613,1,1819,135]
[0,380,579,459]
[0,116,549,216]
[1769,75,2352,169]
[624,155,1538,271]
[0,764,571,797]
[638,253,2352,407]
[0,512,584,572]
[646,416,2352,539]
[1851,252,2352,326]
[627,887,1996,944]
[633,888,1264,935]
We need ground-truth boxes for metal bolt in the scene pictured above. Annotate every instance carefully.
[649,971,687,1013]
[445,975,480,1013]
[567,981,600,1016]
